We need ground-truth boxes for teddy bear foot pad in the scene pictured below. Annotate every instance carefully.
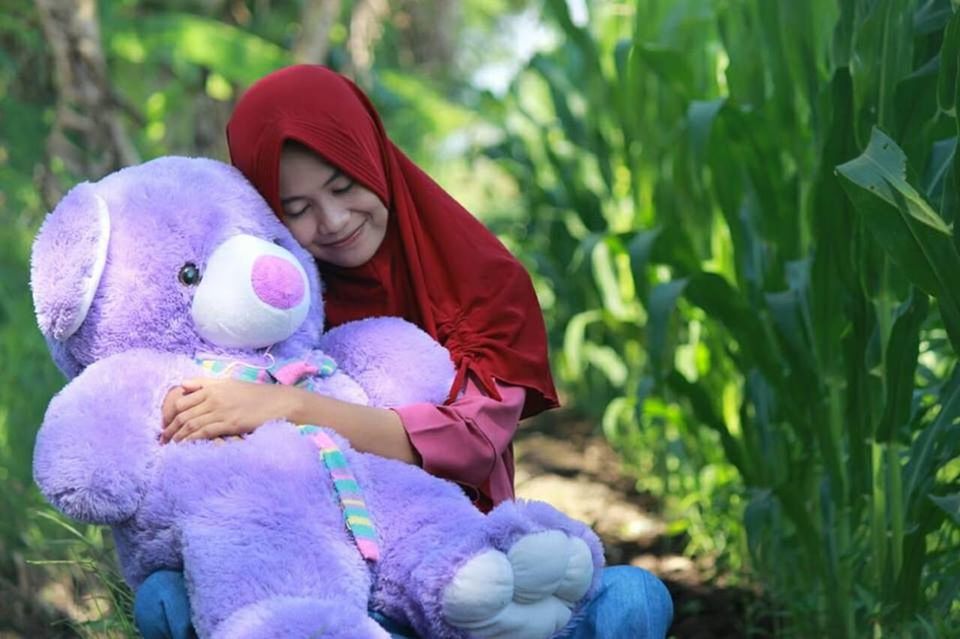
[441,530,593,639]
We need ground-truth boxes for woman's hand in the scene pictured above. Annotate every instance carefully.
[160,377,419,464]
[161,378,302,443]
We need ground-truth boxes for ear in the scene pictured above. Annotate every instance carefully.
[31,182,111,342]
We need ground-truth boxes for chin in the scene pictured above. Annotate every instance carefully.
[320,250,375,268]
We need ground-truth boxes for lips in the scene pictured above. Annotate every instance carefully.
[320,222,364,248]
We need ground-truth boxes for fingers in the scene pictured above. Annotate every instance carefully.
[162,401,210,442]
[181,422,233,442]
[180,377,208,392]
[161,386,186,427]
[170,411,222,443]
[173,388,207,415]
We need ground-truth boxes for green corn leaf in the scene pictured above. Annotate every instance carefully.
[764,259,817,386]
[627,227,661,272]
[877,290,928,441]
[937,10,960,117]
[585,343,628,388]
[687,99,725,166]
[810,70,858,376]
[648,271,787,401]
[631,43,695,100]
[904,365,960,515]
[836,128,960,354]
[893,55,941,147]
[529,55,590,151]
[684,273,783,383]
[647,279,688,381]
[602,396,633,443]
[929,493,960,526]
[543,0,604,91]
[850,0,914,139]
[627,227,661,300]
[914,0,955,35]
[922,138,958,226]
[591,236,630,320]
[924,136,960,239]
[743,489,778,563]
[563,309,603,377]
[837,128,950,237]
[665,370,747,481]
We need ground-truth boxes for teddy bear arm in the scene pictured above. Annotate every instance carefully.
[319,317,455,408]
[33,349,197,524]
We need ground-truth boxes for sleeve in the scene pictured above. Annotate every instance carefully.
[391,373,524,495]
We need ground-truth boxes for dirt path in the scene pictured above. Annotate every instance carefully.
[514,411,770,639]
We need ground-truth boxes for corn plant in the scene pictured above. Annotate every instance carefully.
[483,0,960,634]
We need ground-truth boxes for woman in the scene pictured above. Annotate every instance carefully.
[138,65,673,639]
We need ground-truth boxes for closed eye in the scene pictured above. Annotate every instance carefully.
[285,204,309,218]
[331,179,354,195]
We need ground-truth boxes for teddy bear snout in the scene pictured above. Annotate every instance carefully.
[191,234,311,349]
[251,254,306,310]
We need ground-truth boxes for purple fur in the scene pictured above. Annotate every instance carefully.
[321,317,455,407]
[30,156,604,638]
[213,598,389,639]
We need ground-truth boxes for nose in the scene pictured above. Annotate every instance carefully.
[251,254,305,309]
[314,200,351,236]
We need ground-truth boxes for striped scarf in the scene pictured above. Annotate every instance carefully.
[298,425,380,561]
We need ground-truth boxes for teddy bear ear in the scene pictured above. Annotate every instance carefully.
[31,182,112,342]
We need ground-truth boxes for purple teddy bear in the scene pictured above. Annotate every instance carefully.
[30,157,604,639]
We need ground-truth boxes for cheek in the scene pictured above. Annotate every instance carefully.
[284,216,314,247]
[362,196,389,229]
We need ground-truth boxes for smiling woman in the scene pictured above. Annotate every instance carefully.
[141,64,673,639]
[278,141,389,268]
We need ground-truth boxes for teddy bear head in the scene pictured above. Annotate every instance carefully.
[31,156,325,378]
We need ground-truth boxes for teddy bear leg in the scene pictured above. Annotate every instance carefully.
[438,500,605,639]
[210,597,390,639]
[366,482,602,639]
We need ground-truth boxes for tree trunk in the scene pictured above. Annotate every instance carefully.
[293,0,342,64]
[35,0,139,205]
[394,0,461,76]
[345,0,389,84]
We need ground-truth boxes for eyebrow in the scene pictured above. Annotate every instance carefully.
[280,169,343,205]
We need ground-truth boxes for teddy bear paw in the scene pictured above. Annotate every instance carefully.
[441,530,594,638]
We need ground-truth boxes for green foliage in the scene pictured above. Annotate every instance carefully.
[483,0,960,634]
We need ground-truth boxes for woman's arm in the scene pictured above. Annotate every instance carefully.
[161,379,419,463]
[161,373,526,507]
[394,374,525,506]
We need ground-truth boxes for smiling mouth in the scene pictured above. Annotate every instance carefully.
[320,222,364,248]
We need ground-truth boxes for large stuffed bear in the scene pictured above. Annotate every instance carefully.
[30,157,604,639]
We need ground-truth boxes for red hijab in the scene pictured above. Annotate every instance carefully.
[226,65,558,418]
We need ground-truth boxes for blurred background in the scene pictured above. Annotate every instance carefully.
[3,0,960,637]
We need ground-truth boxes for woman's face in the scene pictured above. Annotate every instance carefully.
[278,144,388,268]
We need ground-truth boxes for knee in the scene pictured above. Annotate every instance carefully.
[601,565,674,635]
[605,565,671,597]
[134,570,195,639]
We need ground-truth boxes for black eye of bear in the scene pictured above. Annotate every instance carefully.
[178,262,202,286]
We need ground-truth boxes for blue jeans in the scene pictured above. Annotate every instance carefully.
[135,566,673,638]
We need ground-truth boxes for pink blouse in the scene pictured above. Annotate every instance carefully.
[392,374,526,512]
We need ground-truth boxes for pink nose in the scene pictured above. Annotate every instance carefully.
[251,255,305,309]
